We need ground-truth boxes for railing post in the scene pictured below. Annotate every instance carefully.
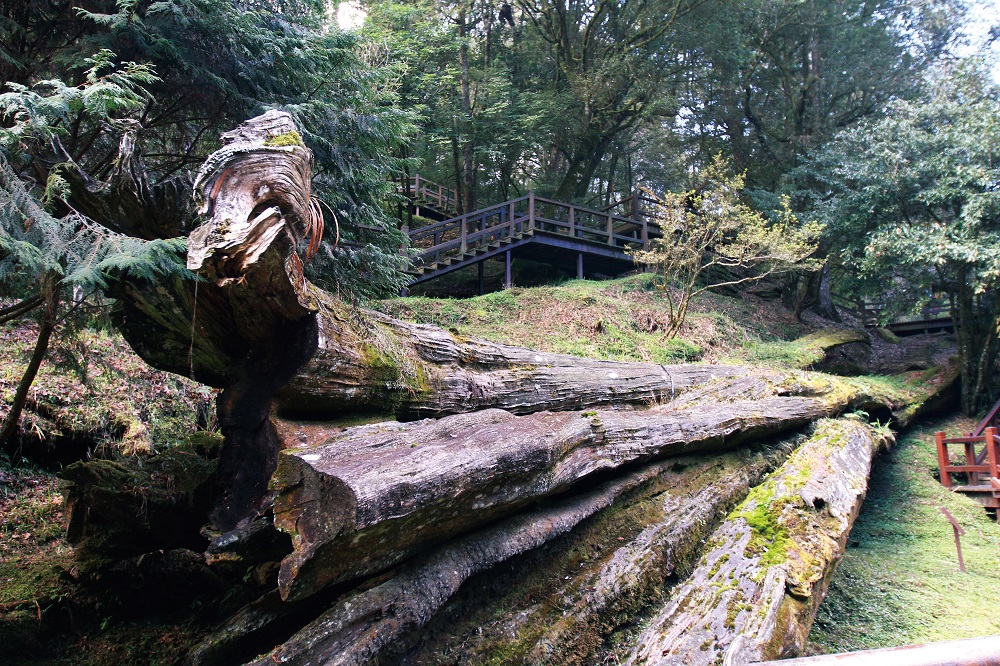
[528,192,535,233]
[460,215,467,254]
[641,218,649,249]
[509,201,515,236]
[987,427,999,481]
[936,431,952,488]
[569,206,576,238]
[607,214,613,246]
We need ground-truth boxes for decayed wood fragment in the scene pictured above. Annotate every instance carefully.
[623,417,891,666]
[271,373,880,602]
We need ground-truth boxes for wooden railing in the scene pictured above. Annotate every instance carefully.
[408,192,654,268]
[403,175,459,216]
[936,426,1000,489]
[601,189,661,222]
[832,295,953,328]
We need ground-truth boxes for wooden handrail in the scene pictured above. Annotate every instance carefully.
[971,396,1000,437]
[408,190,661,269]
[404,175,460,215]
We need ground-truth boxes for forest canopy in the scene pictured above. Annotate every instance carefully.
[2,0,999,412]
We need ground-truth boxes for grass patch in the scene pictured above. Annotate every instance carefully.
[807,413,1000,652]
[725,329,867,370]
[1,321,214,458]
[376,274,806,365]
[0,464,72,608]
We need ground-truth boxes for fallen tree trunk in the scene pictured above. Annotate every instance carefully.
[94,110,742,527]
[271,372,884,602]
[111,111,744,422]
[388,436,803,666]
[211,461,671,666]
[623,417,891,665]
[239,437,796,666]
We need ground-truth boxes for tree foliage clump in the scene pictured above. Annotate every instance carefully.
[630,156,821,337]
[807,61,1000,413]
[0,50,190,450]
[0,0,417,448]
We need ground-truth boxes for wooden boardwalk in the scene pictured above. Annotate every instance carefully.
[404,179,660,289]
[402,175,460,221]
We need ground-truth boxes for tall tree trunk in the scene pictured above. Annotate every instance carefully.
[458,4,477,213]
[0,274,60,451]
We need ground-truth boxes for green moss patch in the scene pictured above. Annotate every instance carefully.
[263,130,304,147]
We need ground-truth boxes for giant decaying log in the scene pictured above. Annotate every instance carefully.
[114,110,743,420]
[270,372,891,602]
[96,110,746,528]
[623,417,890,665]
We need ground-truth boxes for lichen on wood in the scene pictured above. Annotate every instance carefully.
[623,417,892,665]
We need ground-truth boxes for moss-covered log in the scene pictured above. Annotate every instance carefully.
[623,417,891,665]
[271,372,886,602]
[388,438,802,666]
[59,432,223,566]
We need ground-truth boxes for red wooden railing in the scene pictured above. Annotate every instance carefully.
[408,192,656,268]
[936,426,1000,489]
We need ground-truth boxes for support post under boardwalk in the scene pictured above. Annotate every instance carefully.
[478,260,484,295]
[505,250,512,288]
[577,252,583,279]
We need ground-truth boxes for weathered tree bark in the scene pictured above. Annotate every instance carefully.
[243,442,797,666]
[221,462,671,666]
[53,132,195,240]
[623,418,890,665]
[389,438,803,666]
[271,372,888,602]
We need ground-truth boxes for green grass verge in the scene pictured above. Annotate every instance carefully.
[377,274,808,365]
[808,413,1000,652]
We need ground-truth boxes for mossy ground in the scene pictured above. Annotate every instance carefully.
[378,274,810,365]
[1,317,214,459]
[1,315,222,665]
[807,413,1000,652]
[0,448,249,665]
[731,328,866,369]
